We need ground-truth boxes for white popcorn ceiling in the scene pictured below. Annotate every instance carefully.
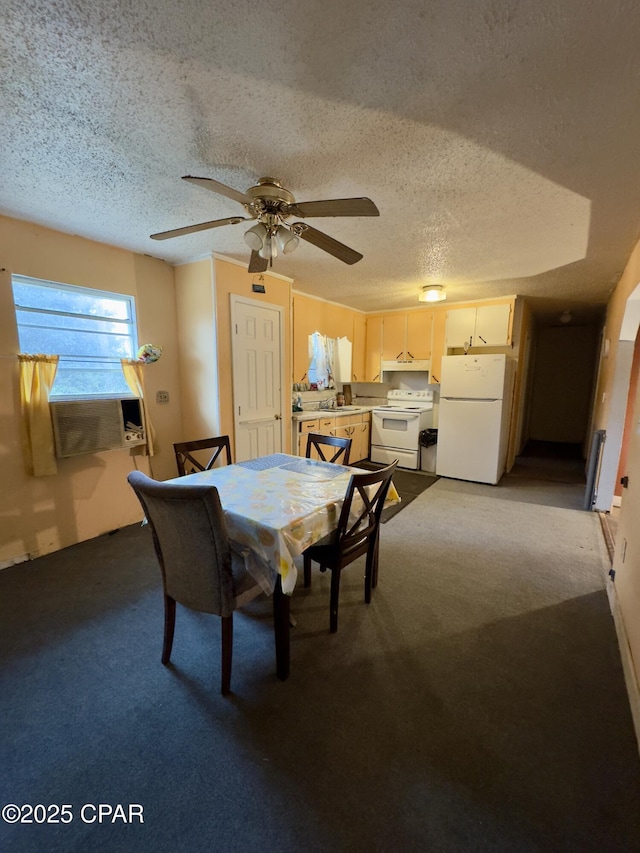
[2,0,640,320]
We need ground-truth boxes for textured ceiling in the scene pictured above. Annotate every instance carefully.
[2,0,640,321]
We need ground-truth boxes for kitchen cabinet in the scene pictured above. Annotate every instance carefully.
[292,295,314,382]
[292,293,362,384]
[330,413,370,462]
[351,312,366,382]
[365,316,383,381]
[445,302,512,349]
[381,313,407,361]
[294,411,371,462]
[430,309,447,384]
[381,311,432,363]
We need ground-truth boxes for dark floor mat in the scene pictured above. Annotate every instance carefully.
[356,461,439,521]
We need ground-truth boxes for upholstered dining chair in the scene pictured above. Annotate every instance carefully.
[305,432,352,465]
[302,460,398,632]
[127,470,263,695]
[173,435,232,476]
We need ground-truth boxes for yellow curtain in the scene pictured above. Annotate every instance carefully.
[121,359,157,456]
[18,354,59,477]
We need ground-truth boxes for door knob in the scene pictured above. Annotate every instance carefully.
[274,414,281,420]
[620,475,629,488]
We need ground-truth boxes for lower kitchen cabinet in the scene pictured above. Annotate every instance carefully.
[294,412,371,462]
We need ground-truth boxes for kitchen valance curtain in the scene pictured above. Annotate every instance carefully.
[308,332,335,389]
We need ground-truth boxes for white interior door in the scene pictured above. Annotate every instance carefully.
[231,297,284,461]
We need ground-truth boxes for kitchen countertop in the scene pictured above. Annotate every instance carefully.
[292,406,375,422]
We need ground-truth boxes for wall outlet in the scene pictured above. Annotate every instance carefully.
[156,390,169,404]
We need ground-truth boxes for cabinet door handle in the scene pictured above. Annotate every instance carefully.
[478,336,486,344]
[407,351,414,359]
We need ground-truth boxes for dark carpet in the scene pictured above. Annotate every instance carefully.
[356,460,439,521]
[1,476,640,852]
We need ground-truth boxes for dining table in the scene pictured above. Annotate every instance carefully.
[165,452,399,681]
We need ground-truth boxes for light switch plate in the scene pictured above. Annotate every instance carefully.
[156,390,169,404]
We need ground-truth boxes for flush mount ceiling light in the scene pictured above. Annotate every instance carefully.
[418,284,446,303]
[559,310,573,324]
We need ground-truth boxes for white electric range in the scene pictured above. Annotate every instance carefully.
[370,389,434,470]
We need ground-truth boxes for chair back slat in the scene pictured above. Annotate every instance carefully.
[336,463,397,561]
[305,432,352,465]
[174,435,232,476]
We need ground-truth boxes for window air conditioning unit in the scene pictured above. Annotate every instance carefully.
[50,398,146,458]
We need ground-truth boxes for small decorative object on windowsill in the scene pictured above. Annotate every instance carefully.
[137,344,163,363]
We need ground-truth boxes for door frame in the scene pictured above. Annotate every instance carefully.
[230,294,286,457]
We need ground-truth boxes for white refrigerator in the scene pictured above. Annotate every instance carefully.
[436,353,514,485]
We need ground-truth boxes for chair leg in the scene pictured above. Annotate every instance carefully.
[371,532,380,589]
[364,544,375,604]
[329,567,342,633]
[162,595,176,664]
[221,615,233,695]
[303,553,312,588]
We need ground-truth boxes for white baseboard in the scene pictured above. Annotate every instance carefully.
[606,578,640,756]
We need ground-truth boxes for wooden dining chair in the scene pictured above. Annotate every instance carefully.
[305,432,352,465]
[173,435,232,476]
[127,471,263,695]
[302,460,398,632]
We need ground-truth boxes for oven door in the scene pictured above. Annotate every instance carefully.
[371,409,422,451]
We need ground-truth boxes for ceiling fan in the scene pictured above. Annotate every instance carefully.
[150,176,379,273]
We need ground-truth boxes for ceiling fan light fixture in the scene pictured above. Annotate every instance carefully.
[259,236,277,260]
[275,225,299,255]
[244,222,268,251]
[419,284,446,303]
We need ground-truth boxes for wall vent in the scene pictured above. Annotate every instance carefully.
[50,398,146,458]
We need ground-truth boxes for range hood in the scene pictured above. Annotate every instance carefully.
[381,359,431,372]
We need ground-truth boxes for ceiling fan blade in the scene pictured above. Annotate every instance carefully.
[150,216,246,241]
[288,197,379,218]
[248,251,268,273]
[182,175,251,205]
[293,223,363,265]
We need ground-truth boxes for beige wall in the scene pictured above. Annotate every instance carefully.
[0,216,182,565]
[174,257,218,444]
[594,238,640,432]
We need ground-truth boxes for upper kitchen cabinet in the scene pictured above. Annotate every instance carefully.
[381,313,407,361]
[430,309,447,384]
[292,294,315,382]
[380,310,433,364]
[292,291,367,384]
[406,311,432,360]
[365,316,383,381]
[351,312,367,382]
[445,301,513,349]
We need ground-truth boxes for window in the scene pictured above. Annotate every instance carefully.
[12,275,138,399]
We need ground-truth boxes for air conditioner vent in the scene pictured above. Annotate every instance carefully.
[50,399,146,458]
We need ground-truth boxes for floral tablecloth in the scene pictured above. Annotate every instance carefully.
[166,454,399,595]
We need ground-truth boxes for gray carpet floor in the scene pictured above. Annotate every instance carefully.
[1,469,639,852]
